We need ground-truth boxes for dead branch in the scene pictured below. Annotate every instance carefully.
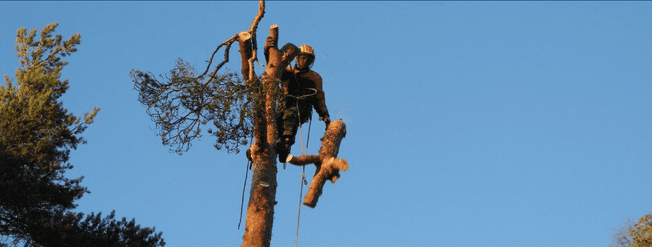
[248,1,266,72]
[196,34,238,85]
[196,1,266,85]
[248,1,265,34]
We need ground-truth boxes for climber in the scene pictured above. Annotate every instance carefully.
[265,41,330,163]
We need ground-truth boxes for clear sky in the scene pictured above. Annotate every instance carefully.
[2,1,652,247]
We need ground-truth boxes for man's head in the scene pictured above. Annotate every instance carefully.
[295,44,315,70]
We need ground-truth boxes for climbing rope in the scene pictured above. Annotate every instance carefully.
[238,159,251,230]
[294,101,307,247]
[238,136,254,230]
[292,90,314,247]
[295,120,312,247]
[295,164,306,247]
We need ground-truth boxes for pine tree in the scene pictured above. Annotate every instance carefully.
[0,22,164,247]
[132,2,349,246]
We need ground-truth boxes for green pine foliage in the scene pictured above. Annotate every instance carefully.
[1,23,164,247]
[0,22,94,238]
[13,210,164,247]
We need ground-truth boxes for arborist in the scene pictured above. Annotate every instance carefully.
[265,40,331,163]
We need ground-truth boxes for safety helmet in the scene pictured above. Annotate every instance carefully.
[296,44,315,69]
[299,45,315,56]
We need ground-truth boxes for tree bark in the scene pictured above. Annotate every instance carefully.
[237,1,348,245]
[241,23,299,247]
[286,120,348,208]
[238,32,253,82]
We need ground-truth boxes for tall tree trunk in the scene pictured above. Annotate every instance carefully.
[235,2,346,245]
[241,22,299,247]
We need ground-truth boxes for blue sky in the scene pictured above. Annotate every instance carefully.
[2,1,652,246]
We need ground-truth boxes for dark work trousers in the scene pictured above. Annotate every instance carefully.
[276,102,312,147]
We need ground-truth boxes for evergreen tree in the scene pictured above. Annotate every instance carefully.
[0,23,164,247]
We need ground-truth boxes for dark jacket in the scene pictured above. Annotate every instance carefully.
[280,66,329,120]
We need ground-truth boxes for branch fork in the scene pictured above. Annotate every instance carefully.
[286,120,348,208]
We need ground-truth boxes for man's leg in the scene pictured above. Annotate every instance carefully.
[275,107,299,162]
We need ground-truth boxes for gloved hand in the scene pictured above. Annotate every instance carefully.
[264,37,276,51]
[320,115,331,130]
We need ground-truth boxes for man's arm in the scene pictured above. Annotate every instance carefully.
[309,71,330,126]
[263,36,276,64]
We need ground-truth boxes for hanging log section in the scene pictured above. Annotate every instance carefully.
[286,120,348,208]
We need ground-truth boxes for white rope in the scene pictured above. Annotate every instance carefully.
[288,85,316,247]
[295,101,307,247]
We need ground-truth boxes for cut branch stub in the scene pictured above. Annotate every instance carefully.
[262,24,298,144]
[265,25,299,76]
[286,120,348,208]
[237,32,253,82]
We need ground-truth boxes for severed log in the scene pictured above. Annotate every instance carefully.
[286,120,348,208]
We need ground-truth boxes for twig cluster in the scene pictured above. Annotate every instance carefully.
[131,59,254,154]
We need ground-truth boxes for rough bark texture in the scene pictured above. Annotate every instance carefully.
[238,32,253,82]
[287,120,348,208]
[241,24,299,247]
[237,1,348,245]
[242,142,276,247]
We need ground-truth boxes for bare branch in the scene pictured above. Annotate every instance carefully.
[196,1,265,86]
[131,59,254,154]
[195,34,238,85]
[248,1,265,34]
[248,1,266,69]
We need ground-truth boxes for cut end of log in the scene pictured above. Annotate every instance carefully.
[270,24,278,41]
[303,197,317,208]
[238,31,251,40]
[286,154,294,163]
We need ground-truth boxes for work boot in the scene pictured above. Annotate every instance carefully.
[246,147,252,162]
[274,137,292,163]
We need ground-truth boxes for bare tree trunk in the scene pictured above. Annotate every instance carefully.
[235,1,347,245]
[241,22,299,247]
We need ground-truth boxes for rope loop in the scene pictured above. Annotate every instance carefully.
[287,88,317,100]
